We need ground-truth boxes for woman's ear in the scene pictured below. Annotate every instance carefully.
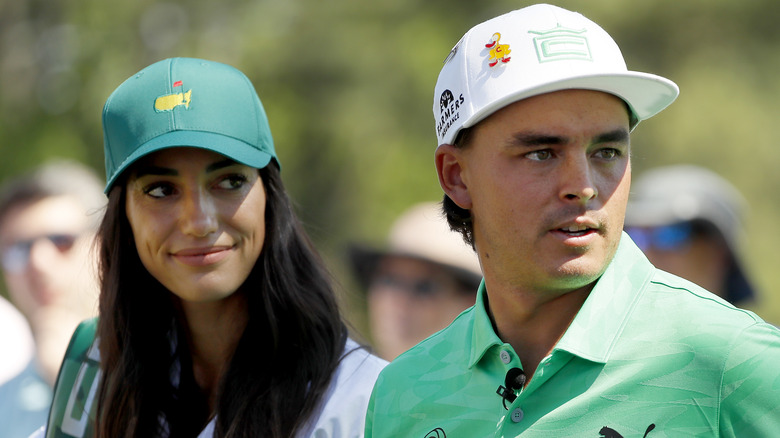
[435,144,473,210]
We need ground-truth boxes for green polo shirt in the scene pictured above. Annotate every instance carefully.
[365,234,780,437]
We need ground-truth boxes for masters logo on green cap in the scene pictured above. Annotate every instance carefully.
[154,80,192,112]
[101,57,279,193]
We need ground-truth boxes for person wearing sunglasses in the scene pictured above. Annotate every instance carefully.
[348,202,481,360]
[625,164,756,306]
[0,159,104,438]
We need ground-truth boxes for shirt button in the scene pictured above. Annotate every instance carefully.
[511,408,524,423]
[500,350,511,364]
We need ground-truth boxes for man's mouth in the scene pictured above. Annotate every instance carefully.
[558,224,593,237]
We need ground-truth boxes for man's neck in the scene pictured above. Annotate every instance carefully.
[484,280,593,382]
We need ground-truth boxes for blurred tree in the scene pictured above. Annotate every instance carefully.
[1,0,779,328]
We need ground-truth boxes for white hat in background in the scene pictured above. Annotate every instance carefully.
[348,202,482,289]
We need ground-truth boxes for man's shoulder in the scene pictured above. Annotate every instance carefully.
[367,309,482,436]
[378,307,474,382]
[646,269,764,326]
[631,269,779,358]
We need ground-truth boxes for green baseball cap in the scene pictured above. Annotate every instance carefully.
[102,57,278,192]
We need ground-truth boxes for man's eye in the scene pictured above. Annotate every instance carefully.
[595,148,620,160]
[526,150,552,161]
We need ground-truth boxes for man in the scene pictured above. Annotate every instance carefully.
[366,4,780,437]
[0,160,104,438]
[625,164,755,306]
[348,202,480,360]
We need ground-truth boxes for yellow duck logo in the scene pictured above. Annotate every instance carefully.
[155,80,191,112]
[485,32,511,67]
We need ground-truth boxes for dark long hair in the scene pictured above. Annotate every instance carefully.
[94,164,347,437]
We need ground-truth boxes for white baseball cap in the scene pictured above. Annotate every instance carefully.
[433,4,679,146]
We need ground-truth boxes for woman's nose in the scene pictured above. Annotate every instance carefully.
[180,190,218,237]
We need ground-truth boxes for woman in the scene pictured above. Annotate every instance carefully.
[40,57,386,437]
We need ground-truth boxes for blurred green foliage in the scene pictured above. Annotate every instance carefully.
[1,0,779,331]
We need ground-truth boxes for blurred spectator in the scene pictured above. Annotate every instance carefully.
[0,160,104,438]
[625,164,755,305]
[0,295,35,385]
[348,202,481,360]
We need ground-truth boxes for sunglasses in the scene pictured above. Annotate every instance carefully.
[371,273,446,298]
[1,233,82,273]
[624,223,694,252]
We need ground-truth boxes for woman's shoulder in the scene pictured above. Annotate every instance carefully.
[339,338,388,379]
[298,339,386,437]
[330,338,388,394]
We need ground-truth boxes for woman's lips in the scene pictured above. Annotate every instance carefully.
[172,246,233,266]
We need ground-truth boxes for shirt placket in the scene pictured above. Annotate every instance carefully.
[496,349,573,437]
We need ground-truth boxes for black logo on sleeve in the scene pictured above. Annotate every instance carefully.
[599,423,655,438]
[424,427,446,438]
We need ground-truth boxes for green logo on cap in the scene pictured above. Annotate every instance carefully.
[529,26,591,63]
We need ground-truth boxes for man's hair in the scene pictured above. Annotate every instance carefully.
[442,127,476,249]
[0,160,105,230]
[94,163,347,438]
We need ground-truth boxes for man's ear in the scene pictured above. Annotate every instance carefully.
[435,144,473,210]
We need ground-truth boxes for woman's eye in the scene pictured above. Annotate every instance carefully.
[143,183,174,198]
[216,174,248,190]
[526,150,552,161]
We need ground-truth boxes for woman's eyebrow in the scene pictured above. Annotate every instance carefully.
[133,159,238,178]
[133,165,177,178]
[206,159,237,173]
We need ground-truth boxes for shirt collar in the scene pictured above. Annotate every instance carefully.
[468,279,504,368]
[554,232,655,362]
[468,232,655,368]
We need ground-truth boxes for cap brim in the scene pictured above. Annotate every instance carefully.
[624,198,684,228]
[461,71,679,135]
[104,130,274,192]
[347,244,384,290]
[347,243,482,293]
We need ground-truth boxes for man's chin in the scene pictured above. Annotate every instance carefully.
[551,259,608,290]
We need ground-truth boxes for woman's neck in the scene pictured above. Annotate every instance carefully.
[174,291,249,411]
